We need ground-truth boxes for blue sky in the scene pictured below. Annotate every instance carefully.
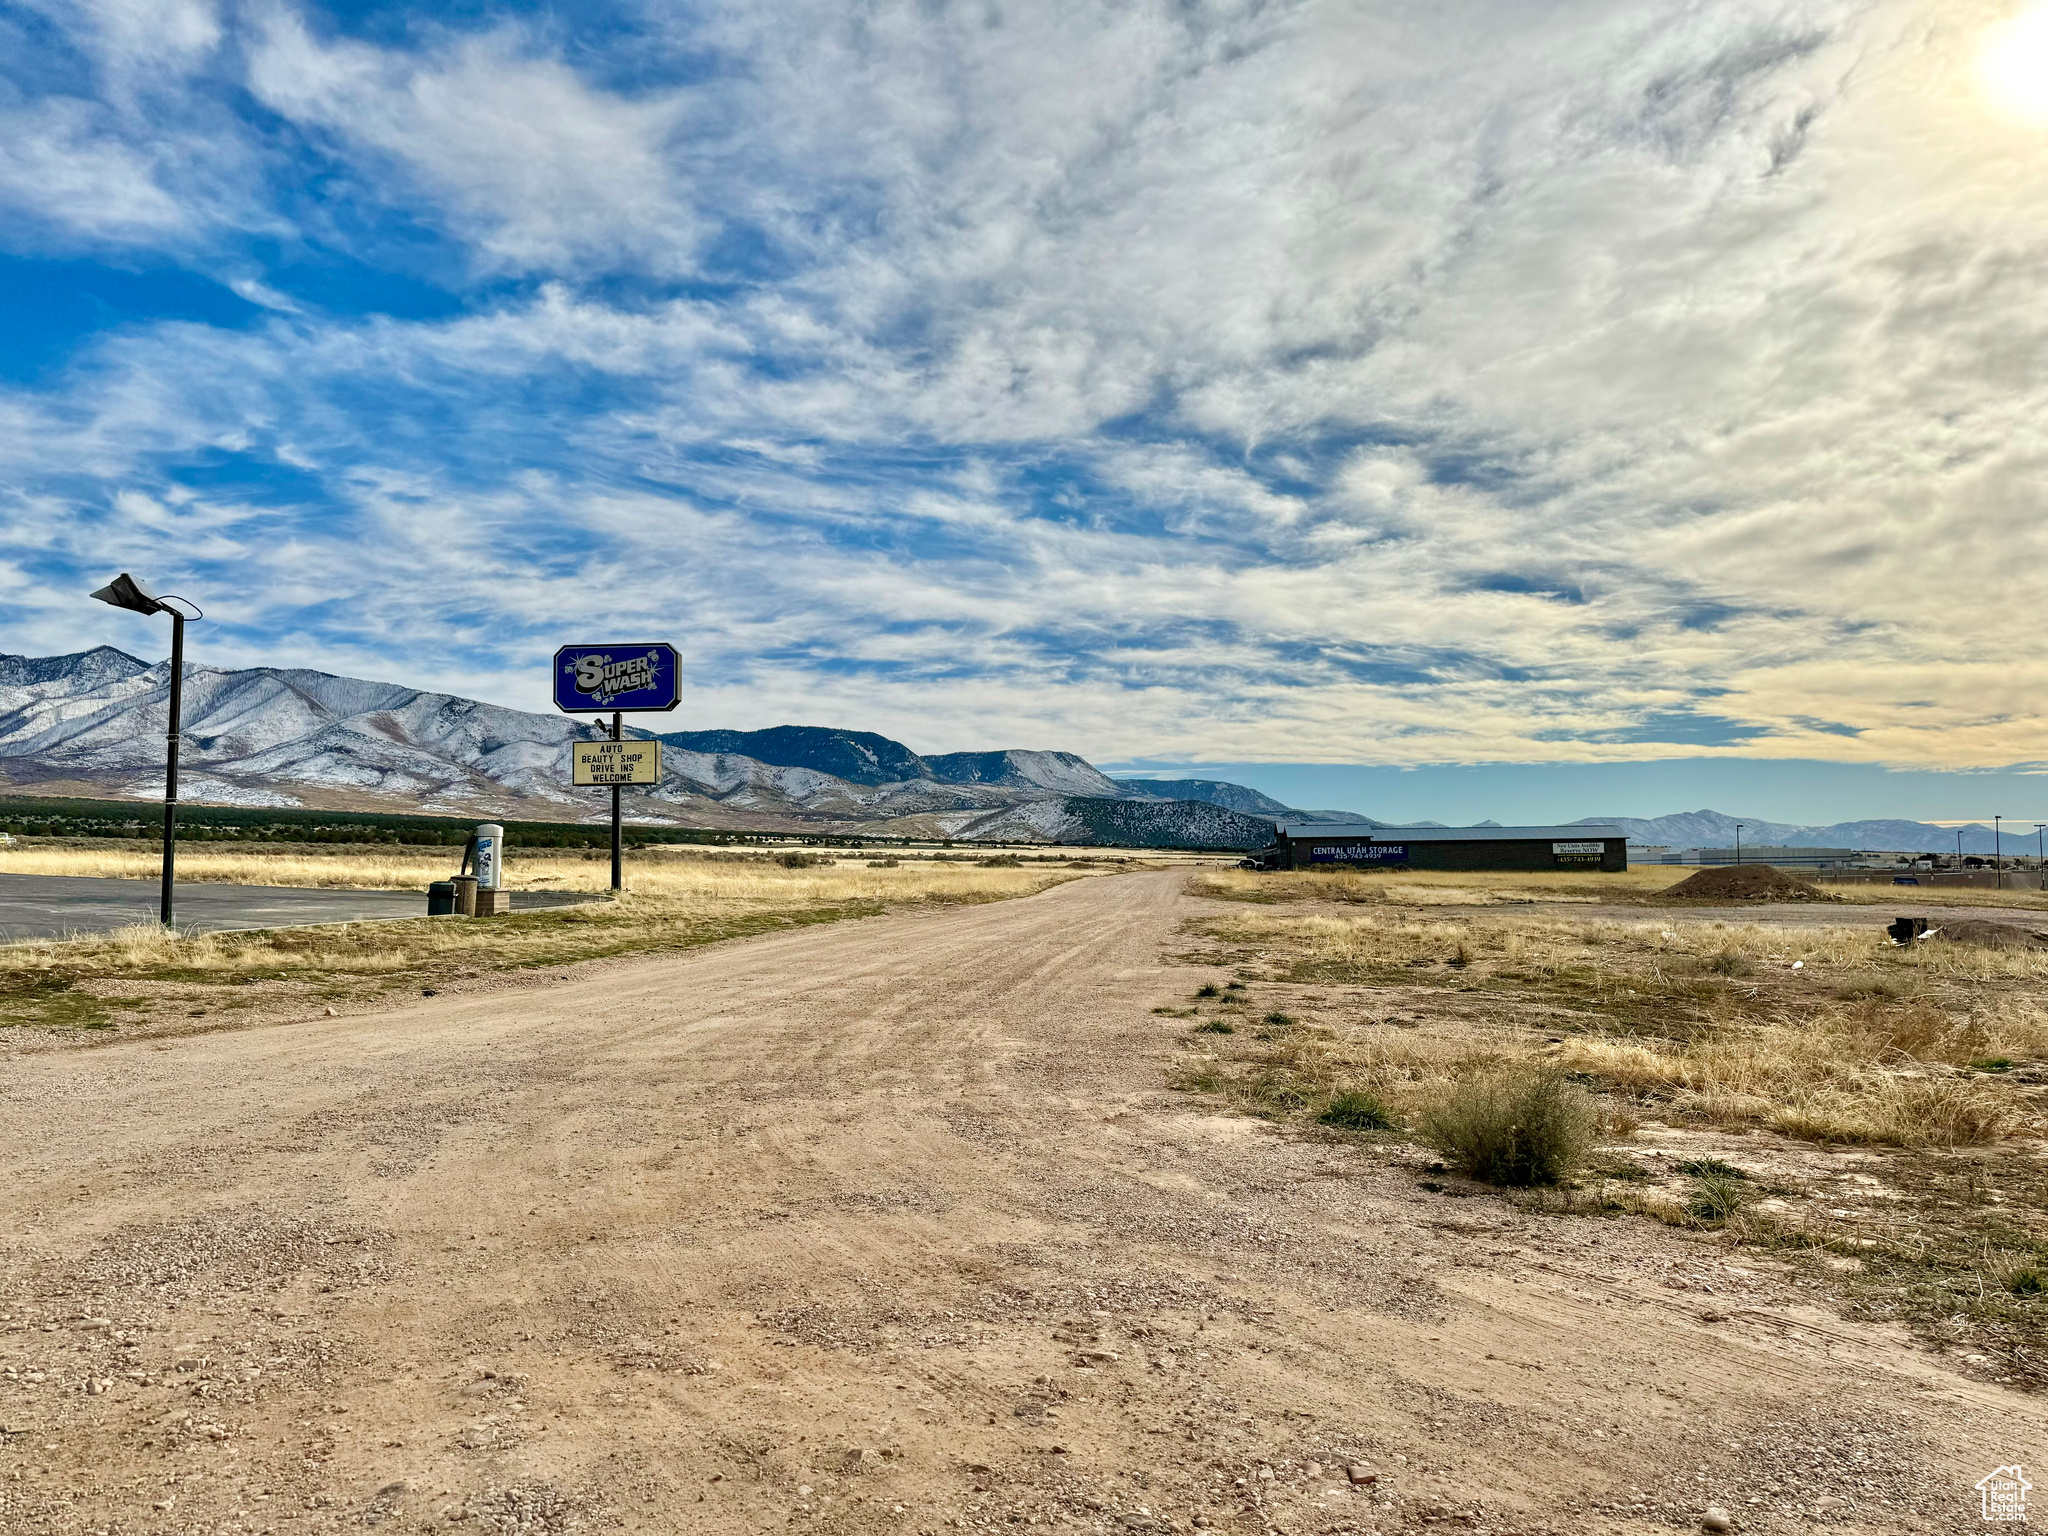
[4,0,2048,826]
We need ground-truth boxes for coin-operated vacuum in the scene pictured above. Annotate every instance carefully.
[428,823,506,917]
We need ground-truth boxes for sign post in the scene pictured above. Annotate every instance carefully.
[553,643,680,894]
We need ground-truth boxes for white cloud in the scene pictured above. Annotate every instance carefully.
[0,97,194,239]
[7,0,2048,773]
[245,11,706,276]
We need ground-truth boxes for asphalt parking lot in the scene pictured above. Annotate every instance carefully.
[0,873,596,943]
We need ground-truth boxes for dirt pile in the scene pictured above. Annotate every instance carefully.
[1655,864,1835,902]
[1931,919,2048,949]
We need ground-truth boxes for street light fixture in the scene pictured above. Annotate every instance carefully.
[90,573,202,928]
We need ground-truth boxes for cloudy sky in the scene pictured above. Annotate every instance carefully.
[4,0,2046,819]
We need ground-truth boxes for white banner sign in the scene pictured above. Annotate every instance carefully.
[573,739,663,786]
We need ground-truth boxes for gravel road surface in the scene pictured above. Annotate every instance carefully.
[0,871,2035,1534]
[0,872,595,941]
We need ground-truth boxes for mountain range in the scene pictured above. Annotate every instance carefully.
[0,648,2010,854]
[0,649,1318,848]
[1571,808,2015,857]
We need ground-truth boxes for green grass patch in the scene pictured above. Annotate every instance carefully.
[1317,1091,1396,1131]
[1586,1159,1653,1183]
[0,976,120,1030]
[1673,1158,1750,1180]
[1685,1168,1758,1226]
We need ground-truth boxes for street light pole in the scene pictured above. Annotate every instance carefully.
[90,573,201,928]
[1735,824,1743,865]
[1995,815,2003,885]
[161,607,186,923]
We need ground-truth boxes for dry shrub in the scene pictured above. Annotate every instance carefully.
[1604,1105,1644,1138]
[1981,997,2048,1059]
[1416,1067,1597,1186]
[1835,999,1986,1062]
[1769,1076,2019,1148]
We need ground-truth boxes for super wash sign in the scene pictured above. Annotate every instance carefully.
[552,644,682,713]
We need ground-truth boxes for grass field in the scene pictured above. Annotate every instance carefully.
[1188,864,2048,909]
[0,839,1105,893]
[0,844,1090,1035]
[1170,866,2048,1387]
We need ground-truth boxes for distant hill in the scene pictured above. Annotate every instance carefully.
[926,750,1124,795]
[1578,808,2002,856]
[1111,777,1296,818]
[19,650,1987,856]
[0,648,1322,847]
[1110,779,1392,826]
[951,794,1276,849]
[659,726,930,786]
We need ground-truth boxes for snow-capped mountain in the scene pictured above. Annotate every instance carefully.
[1112,777,1298,817]
[0,647,604,812]
[0,649,1281,846]
[11,650,1984,854]
[1576,809,2004,855]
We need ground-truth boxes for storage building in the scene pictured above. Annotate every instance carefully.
[1254,823,1628,873]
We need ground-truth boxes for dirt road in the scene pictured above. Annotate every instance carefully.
[0,872,2037,1534]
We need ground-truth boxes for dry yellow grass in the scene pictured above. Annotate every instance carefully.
[1209,903,2048,988]
[0,842,1076,901]
[1559,1012,2024,1148]
[1190,863,2048,910]
[1169,867,2048,1380]
[1195,902,2042,1149]
[1187,866,1669,905]
[0,852,1089,1030]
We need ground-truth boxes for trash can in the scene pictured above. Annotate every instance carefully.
[451,875,478,916]
[427,881,456,917]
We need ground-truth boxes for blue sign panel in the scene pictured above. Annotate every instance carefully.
[1309,843,1407,863]
[553,643,681,713]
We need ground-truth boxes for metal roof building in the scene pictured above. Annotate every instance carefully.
[1256,823,1628,873]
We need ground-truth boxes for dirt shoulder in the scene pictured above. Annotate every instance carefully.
[0,860,1089,1042]
[0,871,2036,1535]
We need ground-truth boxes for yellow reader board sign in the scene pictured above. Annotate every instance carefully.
[572,739,663,786]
